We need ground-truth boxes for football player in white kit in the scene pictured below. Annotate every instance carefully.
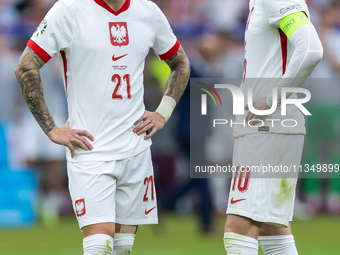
[223,0,323,255]
[15,0,190,254]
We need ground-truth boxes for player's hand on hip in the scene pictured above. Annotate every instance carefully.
[133,111,166,140]
[47,122,94,158]
[245,97,270,126]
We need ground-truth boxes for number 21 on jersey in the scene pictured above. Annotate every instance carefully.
[112,74,131,99]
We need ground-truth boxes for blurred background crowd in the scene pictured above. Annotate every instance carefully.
[0,0,340,233]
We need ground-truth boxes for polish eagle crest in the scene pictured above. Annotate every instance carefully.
[111,24,127,44]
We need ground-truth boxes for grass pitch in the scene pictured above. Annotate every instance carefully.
[0,213,339,254]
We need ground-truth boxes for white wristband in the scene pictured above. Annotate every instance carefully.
[155,96,177,122]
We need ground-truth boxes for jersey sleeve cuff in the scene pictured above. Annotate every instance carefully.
[159,39,181,61]
[27,39,52,63]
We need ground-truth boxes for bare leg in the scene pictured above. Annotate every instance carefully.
[225,214,262,239]
[223,214,261,254]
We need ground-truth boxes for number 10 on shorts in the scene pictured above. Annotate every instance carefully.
[232,167,251,192]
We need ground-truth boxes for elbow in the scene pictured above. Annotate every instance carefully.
[311,47,324,67]
[185,59,191,78]
[317,46,324,63]
[312,39,324,64]
[14,65,22,79]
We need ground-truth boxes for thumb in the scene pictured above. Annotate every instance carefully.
[244,104,249,110]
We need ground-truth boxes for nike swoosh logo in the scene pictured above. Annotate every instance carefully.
[230,198,246,204]
[145,206,156,215]
[112,54,127,61]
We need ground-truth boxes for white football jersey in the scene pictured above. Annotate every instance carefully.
[27,0,180,162]
[234,0,310,137]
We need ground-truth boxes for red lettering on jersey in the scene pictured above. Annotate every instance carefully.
[109,22,129,46]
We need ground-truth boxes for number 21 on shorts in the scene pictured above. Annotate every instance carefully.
[143,175,155,202]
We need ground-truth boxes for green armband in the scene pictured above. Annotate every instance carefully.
[280,11,312,40]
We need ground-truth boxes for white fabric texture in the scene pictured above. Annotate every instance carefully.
[233,0,322,137]
[227,134,304,227]
[258,235,298,255]
[266,24,324,106]
[83,234,113,255]
[28,0,179,162]
[68,148,158,229]
[224,232,258,255]
[112,233,135,255]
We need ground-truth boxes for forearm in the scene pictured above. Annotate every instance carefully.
[164,46,191,103]
[15,47,55,134]
[155,46,190,121]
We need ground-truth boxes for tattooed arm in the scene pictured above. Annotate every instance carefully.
[15,47,54,133]
[133,46,190,139]
[15,47,94,157]
[163,45,190,102]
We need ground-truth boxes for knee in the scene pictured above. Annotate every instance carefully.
[225,215,261,238]
[82,223,115,239]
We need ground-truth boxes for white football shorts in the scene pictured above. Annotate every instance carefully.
[67,147,158,229]
[227,134,304,227]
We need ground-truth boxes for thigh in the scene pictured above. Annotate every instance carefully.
[67,161,117,230]
[115,148,158,226]
[259,222,292,236]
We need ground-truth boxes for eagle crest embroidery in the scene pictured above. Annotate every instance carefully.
[75,199,86,217]
[109,22,129,46]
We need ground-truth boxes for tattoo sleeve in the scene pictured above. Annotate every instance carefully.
[164,45,190,103]
[15,47,56,134]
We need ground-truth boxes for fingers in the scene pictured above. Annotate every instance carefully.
[244,104,249,110]
[75,129,95,142]
[75,135,94,151]
[137,123,154,136]
[145,127,157,140]
[245,111,252,124]
[133,111,165,139]
[134,111,148,126]
[134,120,152,135]
[246,112,260,126]
[71,137,92,152]
[66,141,75,158]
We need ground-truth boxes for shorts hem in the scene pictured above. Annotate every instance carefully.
[78,216,115,229]
[116,218,158,225]
[226,209,289,228]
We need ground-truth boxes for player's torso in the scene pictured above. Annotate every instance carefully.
[65,0,155,108]
[243,0,309,82]
[61,0,156,160]
[234,0,309,137]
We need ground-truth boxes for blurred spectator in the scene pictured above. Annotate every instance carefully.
[0,32,20,122]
